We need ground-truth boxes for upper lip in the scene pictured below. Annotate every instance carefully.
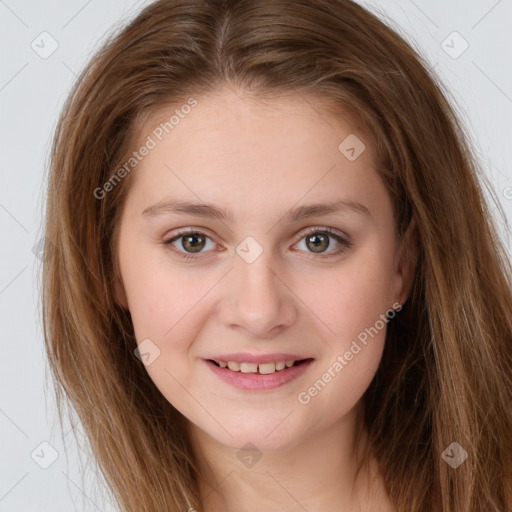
[205,353,314,364]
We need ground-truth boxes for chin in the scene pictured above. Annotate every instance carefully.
[201,417,306,453]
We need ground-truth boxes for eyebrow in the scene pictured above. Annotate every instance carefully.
[142,198,371,222]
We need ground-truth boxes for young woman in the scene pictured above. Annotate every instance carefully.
[41,0,512,510]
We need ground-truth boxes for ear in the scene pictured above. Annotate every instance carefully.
[390,215,418,308]
[113,273,129,310]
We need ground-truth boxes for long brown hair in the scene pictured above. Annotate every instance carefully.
[42,0,512,510]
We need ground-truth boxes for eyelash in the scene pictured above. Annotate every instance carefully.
[162,227,352,261]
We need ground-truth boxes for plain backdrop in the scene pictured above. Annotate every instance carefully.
[1,0,511,510]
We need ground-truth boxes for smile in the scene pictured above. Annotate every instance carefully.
[210,359,302,374]
[205,358,314,391]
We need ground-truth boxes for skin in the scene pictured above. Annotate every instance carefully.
[114,86,416,511]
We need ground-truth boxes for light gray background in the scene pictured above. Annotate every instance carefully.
[1,1,511,510]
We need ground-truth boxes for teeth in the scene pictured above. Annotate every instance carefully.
[258,362,276,375]
[214,359,302,374]
[227,361,240,371]
[240,362,258,373]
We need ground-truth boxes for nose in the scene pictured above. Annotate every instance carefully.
[217,252,298,339]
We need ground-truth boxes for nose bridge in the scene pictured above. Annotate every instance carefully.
[238,247,278,297]
[219,240,297,336]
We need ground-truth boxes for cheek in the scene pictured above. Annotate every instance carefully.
[298,243,395,350]
[119,246,218,400]
[291,246,394,412]
[122,253,213,403]
[121,243,206,338]
[295,255,393,418]
[298,339,384,428]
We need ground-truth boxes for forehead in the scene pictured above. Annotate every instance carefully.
[142,88,370,148]
[120,88,384,221]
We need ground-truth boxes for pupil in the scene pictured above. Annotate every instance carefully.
[184,234,204,252]
[307,234,328,252]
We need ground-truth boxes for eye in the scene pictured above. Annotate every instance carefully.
[163,226,351,260]
[162,229,217,260]
[293,227,351,256]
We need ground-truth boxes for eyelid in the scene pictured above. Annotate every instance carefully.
[296,225,348,241]
[292,226,351,255]
[162,225,351,259]
[162,227,220,260]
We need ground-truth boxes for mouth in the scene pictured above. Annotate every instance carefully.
[205,357,315,391]
[207,358,311,375]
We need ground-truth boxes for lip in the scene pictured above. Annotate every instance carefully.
[204,357,315,391]
[205,353,312,364]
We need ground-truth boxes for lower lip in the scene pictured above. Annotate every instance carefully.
[205,359,314,391]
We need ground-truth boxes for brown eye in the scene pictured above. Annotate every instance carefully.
[305,233,330,253]
[181,233,206,253]
[163,226,350,261]
[294,227,351,257]
[163,230,216,259]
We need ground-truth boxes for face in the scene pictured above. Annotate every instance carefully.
[114,88,415,452]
